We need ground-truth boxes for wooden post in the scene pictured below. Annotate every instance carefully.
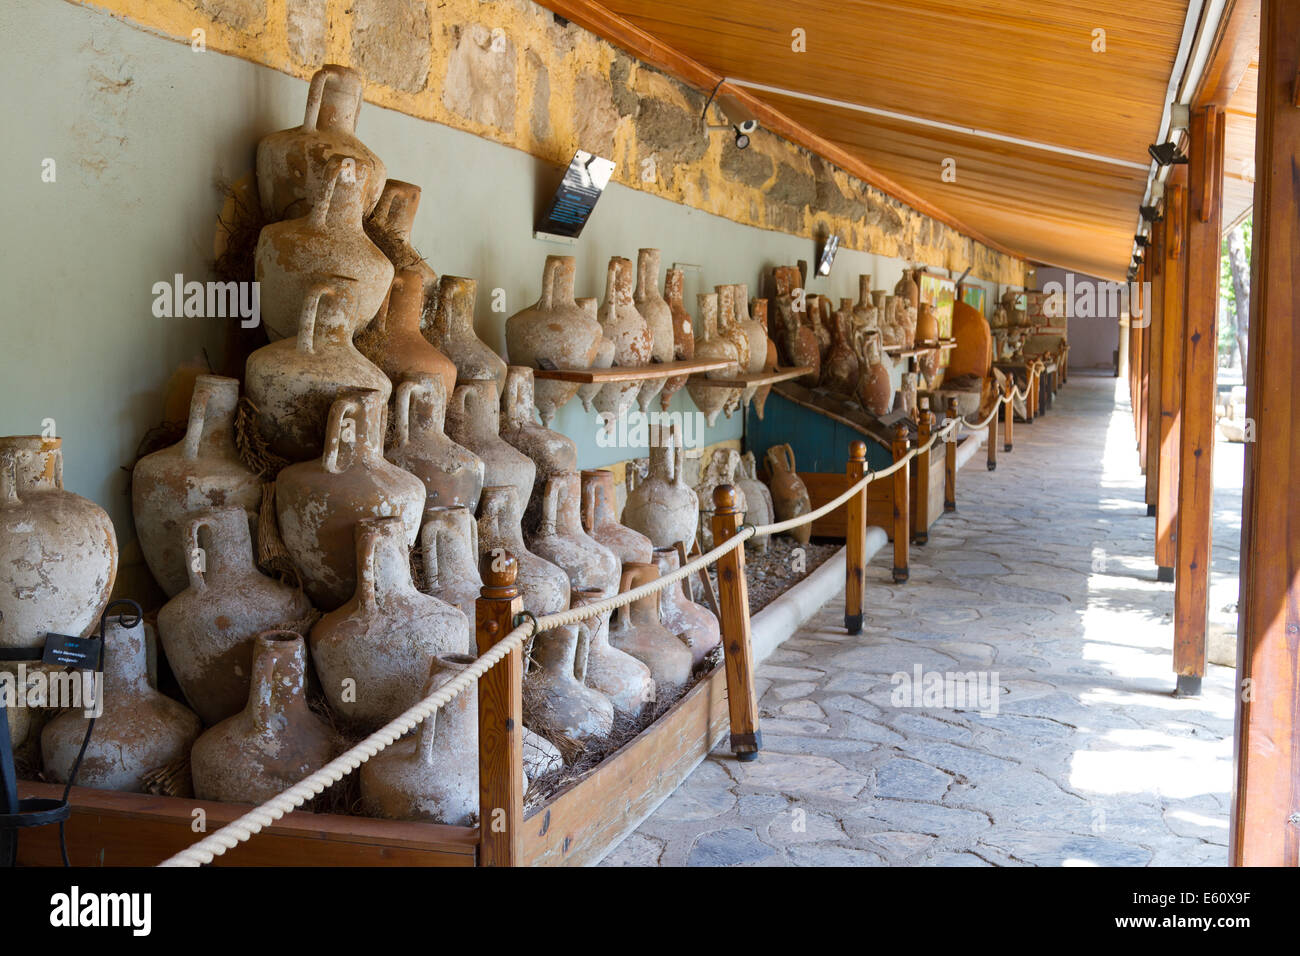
[1156,175,1188,581]
[1136,262,1150,472]
[987,394,998,471]
[891,422,910,583]
[1145,220,1166,517]
[1231,0,1300,867]
[711,485,760,761]
[1171,104,1225,697]
[1003,378,1015,452]
[944,397,958,512]
[914,401,934,544]
[844,440,868,635]
[475,551,524,866]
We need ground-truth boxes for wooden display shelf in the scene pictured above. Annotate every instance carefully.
[531,358,732,384]
[686,365,812,388]
[885,339,958,358]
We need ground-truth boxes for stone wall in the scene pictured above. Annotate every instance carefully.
[70,0,1026,285]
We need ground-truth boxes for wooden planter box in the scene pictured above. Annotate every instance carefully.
[15,665,731,868]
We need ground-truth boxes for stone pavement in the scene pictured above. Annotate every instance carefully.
[603,372,1236,867]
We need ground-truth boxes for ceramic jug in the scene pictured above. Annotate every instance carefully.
[132,375,259,599]
[852,275,880,349]
[505,255,604,424]
[445,379,534,521]
[622,428,699,550]
[770,265,820,387]
[426,275,507,397]
[856,328,893,417]
[684,292,742,426]
[529,615,615,741]
[157,506,312,725]
[652,547,721,669]
[255,154,394,342]
[661,268,695,411]
[715,285,751,421]
[750,298,779,420]
[737,451,774,552]
[821,300,861,397]
[387,374,484,513]
[311,517,469,732]
[695,447,748,551]
[765,443,812,546]
[42,614,200,793]
[579,469,653,565]
[1,437,117,651]
[529,472,620,596]
[367,180,437,325]
[276,389,426,610]
[735,282,769,413]
[357,268,456,400]
[499,366,578,536]
[632,248,676,411]
[594,256,651,421]
[608,563,693,692]
[575,296,615,412]
[476,486,569,619]
[418,505,481,622]
[191,632,336,804]
[893,271,920,347]
[256,64,387,222]
[245,283,392,462]
[572,587,654,716]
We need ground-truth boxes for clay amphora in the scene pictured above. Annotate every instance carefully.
[311,517,469,732]
[901,371,919,417]
[0,437,117,650]
[715,284,752,419]
[256,64,387,222]
[157,507,311,725]
[476,486,569,618]
[418,505,481,621]
[245,283,392,463]
[357,268,456,400]
[276,389,426,610]
[505,255,604,425]
[573,588,653,716]
[821,300,861,397]
[427,275,507,397]
[387,374,484,512]
[445,379,534,520]
[652,547,721,669]
[894,271,920,347]
[852,275,880,351]
[368,180,438,328]
[579,469,653,565]
[770,266,820,387]
[695,447,748,551]
[684,292,741,426]
[191,632,336,804]
[632,248,676,411]
[499,366,577,536]
[915,301,941,379]
[765,443,812,546]
[42,614,200,793]
[359,654,484,824]
[255,154,394,342]
[608,563,693,692]
[594,256,652,420]
[855,330,893,417]
[529,472,620,596]
[735,283,769,414]
[529,614,615,740]
[807,294,833,364]
[750,298,779,419]
[661,268,695,411]
[132,376,259,599]
[621,429,699,550]
[575,296,615,412]
[737,451,774,552]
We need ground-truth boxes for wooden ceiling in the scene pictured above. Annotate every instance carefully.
[547,0,1206,281]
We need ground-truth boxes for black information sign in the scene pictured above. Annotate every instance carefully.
[536,150,616,239]
[41,632,103,670]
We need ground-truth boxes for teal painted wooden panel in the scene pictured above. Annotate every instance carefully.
[744,392,891,473]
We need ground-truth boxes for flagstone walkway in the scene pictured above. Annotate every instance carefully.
[603,372,1237,867]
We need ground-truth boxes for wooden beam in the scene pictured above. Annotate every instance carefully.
[944,397,959,512]
[711,484,761,759]
[844,440,868,634]
[1145,216,1166,514]
[913,403,934,545]
[476,553,525,866]
[1156,176,1189,580]
[1171,106,1226,696]
[891,422,910,584]
[1137,268,1150,473]
[1231,0,1300,867]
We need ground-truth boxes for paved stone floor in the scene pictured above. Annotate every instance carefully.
[604,371,1236,867]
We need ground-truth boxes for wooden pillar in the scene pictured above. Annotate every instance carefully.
[1171,104,1226,697]
[891,422,910,583]
[1156,175,1188,581]
[1145,223,1166,517]
[711,485,761,760]
[986,395,998,471]
[844,440,868,635]
[914,400,934,545]
[1231,0,1300,867]
[1003,378,1015,451]
[475,551,524,866]
[1136,261,1150,472]
[944,397,958,512]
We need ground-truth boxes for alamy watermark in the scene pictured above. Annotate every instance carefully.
[1041,275,1150,325]
[890,664,1000,717]
[595,409,707,450]
[152,274,260,327]
[0,664,102,718]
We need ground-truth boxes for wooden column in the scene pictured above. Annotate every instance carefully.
[1003,378,1015,451]
[475,552,524,867]
[914,400,934,545]
[986,394,998,471]
[1145,222,1166,517]
[711,485,761,760]
[1156,175,1188,581]
[944,397,959,512]
[844,440,868,635]
[1136,261,1150,472]
[890,422,910,583]
[1171,104,1226,697]
[1231,0,1300,867]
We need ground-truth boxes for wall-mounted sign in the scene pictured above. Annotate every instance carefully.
[535,150,616,241]
[815,234,840,276]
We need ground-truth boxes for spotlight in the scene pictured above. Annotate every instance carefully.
[1148,142,1188,166]
[1139,204,1163,223]
[1134,235,1149,248]
[732,126,751,149]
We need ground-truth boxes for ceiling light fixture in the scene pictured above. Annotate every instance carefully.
[1148,141,1189,167]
